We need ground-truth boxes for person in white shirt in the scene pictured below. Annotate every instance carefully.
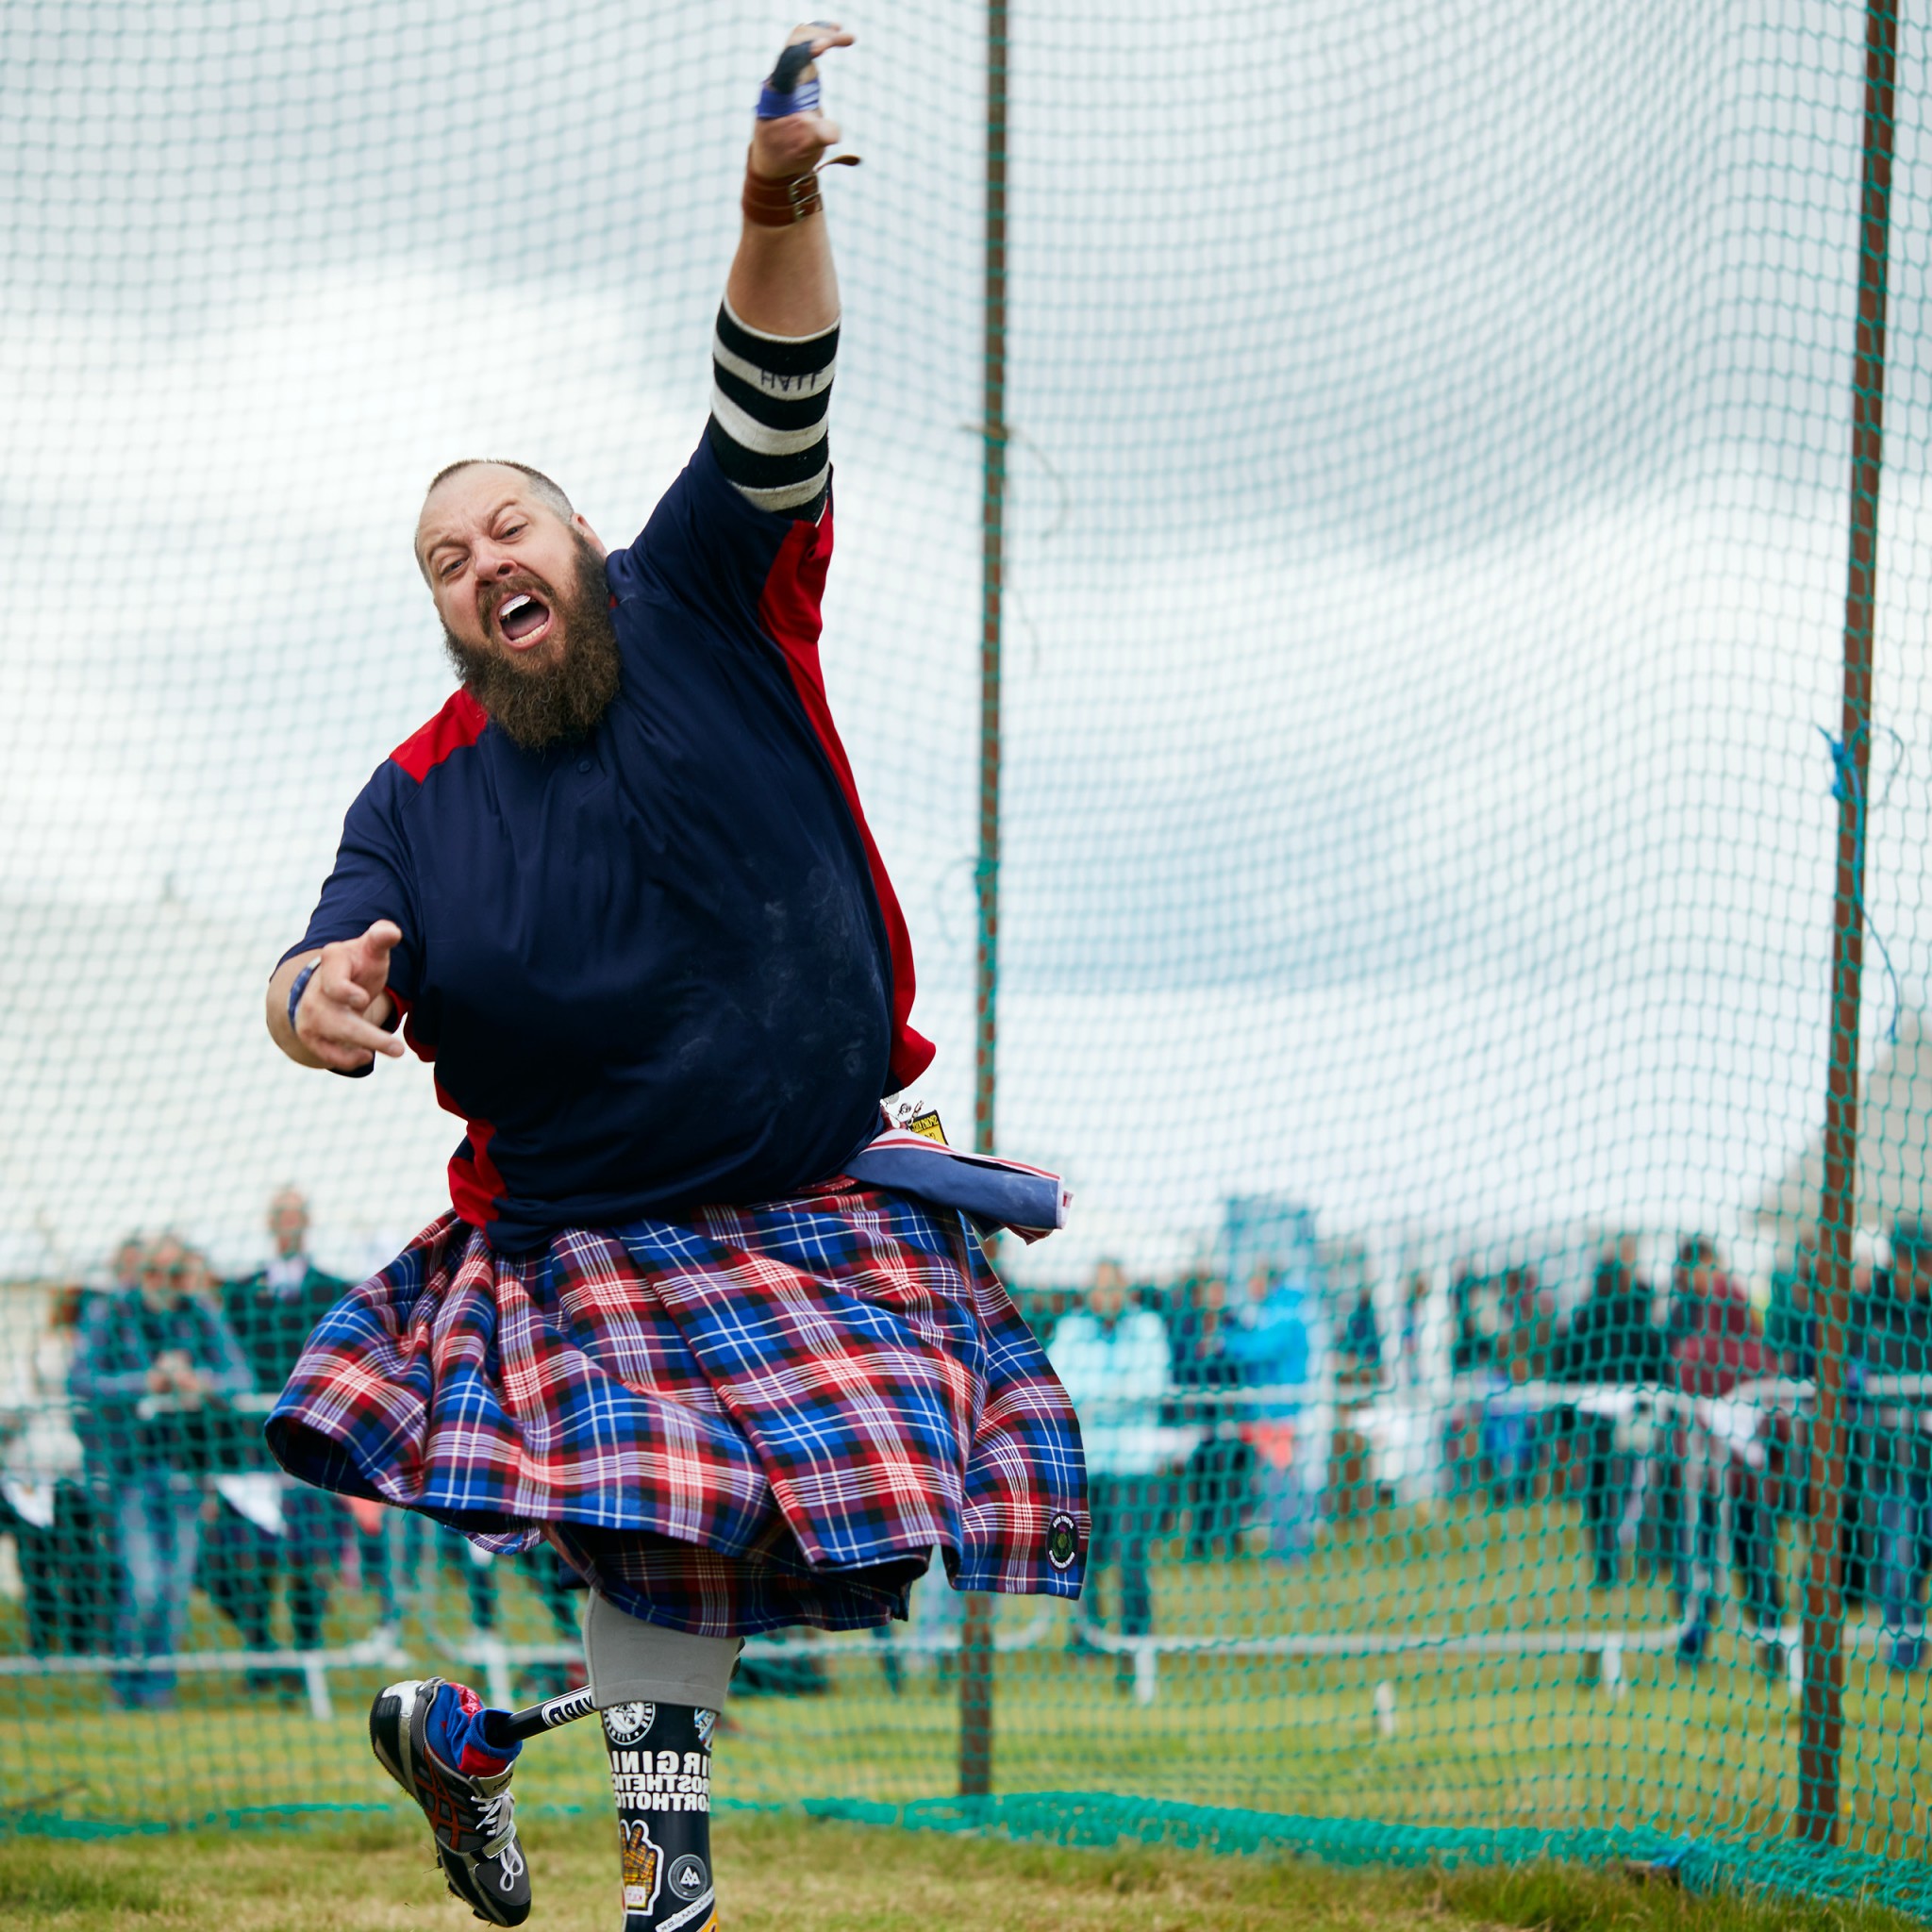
[1048,1260,1175,1657]
[0,1283,106,1656]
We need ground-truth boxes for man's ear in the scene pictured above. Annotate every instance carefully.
[574,510,607,558]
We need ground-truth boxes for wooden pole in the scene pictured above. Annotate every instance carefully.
[1796,0,1897,1850]
[959,0,1008,1805]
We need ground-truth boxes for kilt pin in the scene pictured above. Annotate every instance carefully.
[266,1178,1089,1636]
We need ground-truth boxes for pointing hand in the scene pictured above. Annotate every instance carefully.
[291,920,408,1073]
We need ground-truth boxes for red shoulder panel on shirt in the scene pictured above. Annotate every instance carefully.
[391,689,489,783]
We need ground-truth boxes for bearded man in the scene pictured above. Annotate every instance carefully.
[259,26,1086,1932]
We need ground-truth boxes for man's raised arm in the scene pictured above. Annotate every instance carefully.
[727,23,854,338]
[698,25,857,524]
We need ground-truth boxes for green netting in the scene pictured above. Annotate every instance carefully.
[6,0,1932,1913]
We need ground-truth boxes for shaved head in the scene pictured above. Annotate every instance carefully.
[417,459,575,578]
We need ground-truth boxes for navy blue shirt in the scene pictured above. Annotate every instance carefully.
[292,437,933,1251]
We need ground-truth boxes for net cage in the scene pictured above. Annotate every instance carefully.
[4,0,1932,1908]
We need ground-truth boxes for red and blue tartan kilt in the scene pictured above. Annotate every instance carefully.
[264,1180,1088,1637]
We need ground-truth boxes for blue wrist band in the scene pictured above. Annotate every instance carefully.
[757,75,820,119]
[289,955,396,1078]
[287,961,318,1031]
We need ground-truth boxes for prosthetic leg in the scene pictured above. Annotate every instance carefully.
[379,1594,738,1930]
[579,1591,738,1932]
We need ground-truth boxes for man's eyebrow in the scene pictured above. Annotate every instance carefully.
[420,496,526,566]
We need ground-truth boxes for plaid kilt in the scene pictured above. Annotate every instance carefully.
[264,1180,1088,1636]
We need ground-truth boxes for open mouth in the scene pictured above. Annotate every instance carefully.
[496,591,554,648]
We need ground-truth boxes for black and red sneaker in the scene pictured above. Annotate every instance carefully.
[369,1676,531,1926]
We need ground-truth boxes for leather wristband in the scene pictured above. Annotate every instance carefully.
[741,149,858,226]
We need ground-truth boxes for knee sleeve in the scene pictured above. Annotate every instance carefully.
[581,1590,741,1712]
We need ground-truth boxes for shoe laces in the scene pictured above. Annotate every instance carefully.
[491,1834,525,1893]
[476,1787,520,1866]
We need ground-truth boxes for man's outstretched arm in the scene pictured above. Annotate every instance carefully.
[703,25,856,525]
[267,921,407,1074]
[726,23,854,338]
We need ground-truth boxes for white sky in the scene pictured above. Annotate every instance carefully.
[5,1,1931,1291]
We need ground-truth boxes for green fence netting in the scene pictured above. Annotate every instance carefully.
[7,0,1932,1913]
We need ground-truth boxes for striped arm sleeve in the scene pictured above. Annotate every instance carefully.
[707,299,837,519]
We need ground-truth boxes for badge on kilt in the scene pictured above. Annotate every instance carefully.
[1046,1511,1079,1570]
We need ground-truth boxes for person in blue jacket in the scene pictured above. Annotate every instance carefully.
[70,1234,253,1708]
[1227,1262,1321,1562]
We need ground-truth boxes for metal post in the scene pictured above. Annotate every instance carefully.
[1796,0,1897,1850]
[959,0,1008,1805]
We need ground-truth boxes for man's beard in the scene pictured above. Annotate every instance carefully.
[442,538,621,753]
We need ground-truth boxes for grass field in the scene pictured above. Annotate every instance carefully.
[7,1495,1932,1871]
[2,1809,1928,1932]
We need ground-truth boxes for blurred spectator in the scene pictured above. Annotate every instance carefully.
[1484,1268,1552,1503]
[1845,1231,1881,1608]
[1338,1284,1383,1386]
[1764,1231,1835,1615]
[70,1234,252,1708]
[1665,1236,1721,1349]
[1559,1241,1666,1384]
[1649,1237,1719,1598]
[1048,1260,1174,1663]
[1855,1219,1932,1672]
[1397,1272,1430,1386]
[0,1285,111,1656]
[106,1235,143,1306]
[1171,1273,1249,1561]
[1557,1239,1668,1591]
[1449,1260,1494,1374]
[1497,1269,1554,1383]
[1767,1230,1821,1379]
[209,1189,360,1666]
[1226,1261,1317,1562]
[1669,1242,1785,1669]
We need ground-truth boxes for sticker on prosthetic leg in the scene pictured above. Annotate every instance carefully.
[604,1702,716,1932]
[619,1816,663,1919]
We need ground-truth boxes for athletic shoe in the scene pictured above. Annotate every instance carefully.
[369,1677,530,1926]
[1890,1632,1923,1674]
[1675,1619,1707,1666]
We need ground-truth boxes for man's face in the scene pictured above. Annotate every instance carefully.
[416,466,622,751]
[418,466,598,662]
[269,1191,308,1259]
[1088,1260,1128,1324]
[1898,1247,1932,1301]
[140,1239,185,1310]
